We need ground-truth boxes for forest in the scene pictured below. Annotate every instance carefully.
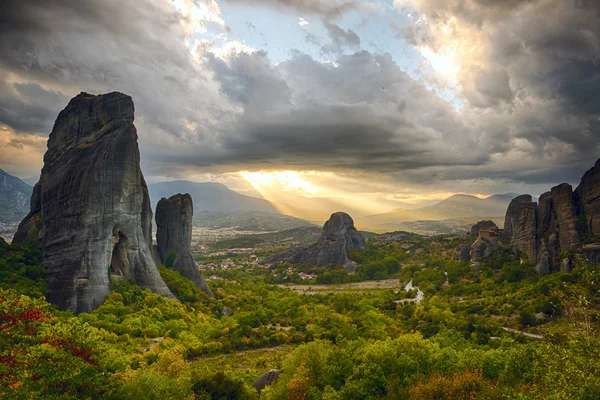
[1,234,599,399]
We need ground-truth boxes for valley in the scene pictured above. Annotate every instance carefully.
[1,89,599,400]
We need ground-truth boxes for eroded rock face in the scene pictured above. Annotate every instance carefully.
[468,221,499,262]
[457,245,471,263]
[551,184,581,251]
[155,194,213,297]
[13,92,174,313]
[512,200,538,263]
[264,212,366,272]
[575,159,600,236]
[470,220,497,237]
[504,195,533,239]
[470,237,496,262]
[504,159,600,273]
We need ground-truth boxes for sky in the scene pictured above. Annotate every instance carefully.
[0,0,599,213]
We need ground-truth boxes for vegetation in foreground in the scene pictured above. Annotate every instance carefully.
[0,235,599,399]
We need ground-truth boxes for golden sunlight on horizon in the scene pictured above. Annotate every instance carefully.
[239,170,494,221]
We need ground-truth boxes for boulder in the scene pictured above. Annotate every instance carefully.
[561,257,572,272]
[13,92,174,313]
[581,244,600,266]
[535,251,550,275]
[253,369,283,394]
[155,193,213,297]
[264,212,366,272]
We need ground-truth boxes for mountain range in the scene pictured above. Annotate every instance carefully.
[357,193,533,232]
[0,169,33,224]
[148,181,278,213]
[0,171,529,232]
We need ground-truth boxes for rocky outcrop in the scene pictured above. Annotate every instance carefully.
[504,195,533,240]
[470,237,497,262]
[581,245,600,267]
[551,184,581,251]
[512,200,539,263]
[264,212,366,272]
[470,220,497,237]
[469,221,499,262]
[575,159,600,236]
[13,92,174,313]
[504,159,600,274]
[457,245,471,262]
[253,370,283,394]
[155,194,213,297]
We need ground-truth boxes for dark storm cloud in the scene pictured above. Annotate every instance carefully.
[394,0,600,184]
[0,86,65,134]
[321,21,361,54]
[205,50,291,110]
[224,0,357,18]
[0,0,233,144]
[150,49,485,174]
[1,0,599,191]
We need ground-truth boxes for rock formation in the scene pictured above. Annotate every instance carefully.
[13,92,174,313]
[574,158,600,236]
[470,220,497,237]
[155,194,213,297]
[469,222,499,262]
[504,195,533,240]
[457,245,471,262]
[504,159,600,274]
[470,237,496,262]
[264,212,366,272]
[253,370,283,395]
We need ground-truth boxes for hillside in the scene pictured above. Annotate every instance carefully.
[420,193,517,219]
[359,193,523,232]
[0,169,33,224]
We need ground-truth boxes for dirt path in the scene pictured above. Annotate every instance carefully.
[279,278,401,294]
[502,327,544,339]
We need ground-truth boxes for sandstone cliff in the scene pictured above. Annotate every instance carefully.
[264,212,366,272]
[155,194,213,297]
[574,159,600,236]
[504,159,600,273]
[14,92,174,313]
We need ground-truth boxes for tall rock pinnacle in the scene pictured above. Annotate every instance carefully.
[155,193,213,297]
[14,92,174,313]
[264,212,366,272]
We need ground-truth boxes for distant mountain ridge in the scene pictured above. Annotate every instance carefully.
[359,193,530,231]
[0,169,33,224]
[419,193,518,219]
[148,181,279,214]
